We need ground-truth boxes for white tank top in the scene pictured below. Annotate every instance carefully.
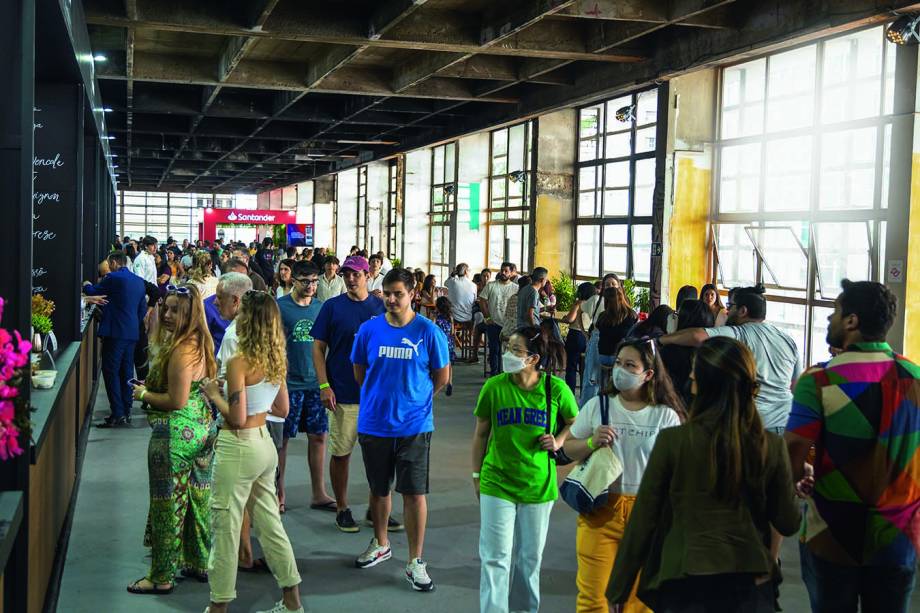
[224,379,281,416]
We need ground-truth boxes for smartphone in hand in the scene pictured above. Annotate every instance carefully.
[128,378,144,387]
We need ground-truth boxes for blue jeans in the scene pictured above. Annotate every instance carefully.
[579,330,600,407]
[564,329,587,394]
[485,323,503,376]
[101,337,136,419]
[800,542,916,613]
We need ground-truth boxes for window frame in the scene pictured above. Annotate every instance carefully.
[486,120,535,270]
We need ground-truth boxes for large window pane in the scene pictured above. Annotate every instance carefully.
[716,224,756,287]
[748,226,809,290]
[721,58,766,139]
[770,301,807,365]
[603,225,628,277]
[814,222,872,298]
[766,46,816,133]
[576,225,601,277]
[819,127,876,210]
[634,158,655,217]
[632,225,652,282]
[719,143,761,213]
[822,28,883,123]
[764,136,811,212]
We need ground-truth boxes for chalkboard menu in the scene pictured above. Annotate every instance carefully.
[33,85,82,348]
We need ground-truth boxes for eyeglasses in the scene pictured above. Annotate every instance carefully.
[293,277,319,286]
[166,284,190,296]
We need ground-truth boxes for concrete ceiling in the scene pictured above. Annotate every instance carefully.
[84,0,915,193]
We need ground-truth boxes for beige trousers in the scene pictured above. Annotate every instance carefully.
[208,426,301,603]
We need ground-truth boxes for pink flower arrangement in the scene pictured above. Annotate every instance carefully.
[0,297,32,461]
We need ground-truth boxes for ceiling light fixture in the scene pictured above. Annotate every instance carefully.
[93,54,107,62]
[336,139,399,145]
[102,135,116,140]
[887,14,920,45]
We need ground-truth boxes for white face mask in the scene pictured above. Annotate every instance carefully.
[613,366,646,391]
[502,351,528,374]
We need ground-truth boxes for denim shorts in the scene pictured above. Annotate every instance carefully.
[284,389,327,438]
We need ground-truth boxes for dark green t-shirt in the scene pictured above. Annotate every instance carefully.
[474,373,578,504]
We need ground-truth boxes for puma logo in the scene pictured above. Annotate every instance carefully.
[401,338,423,356]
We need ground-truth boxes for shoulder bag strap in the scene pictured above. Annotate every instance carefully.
[600,393,610,426]
[587,297,603,334]
[545,371,553,436]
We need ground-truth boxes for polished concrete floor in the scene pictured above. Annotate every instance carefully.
[58,361,918,613]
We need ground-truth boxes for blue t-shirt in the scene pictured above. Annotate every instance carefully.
[351,314,450,437]
[311,293,386,404]
[277,294,324,391]
[203,294,230,355]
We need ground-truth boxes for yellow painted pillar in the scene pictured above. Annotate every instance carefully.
[534,193,566,276]
[904,152,920,358]
[667,153,711,305]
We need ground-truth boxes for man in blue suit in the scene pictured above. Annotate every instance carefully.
[83,251,148,427]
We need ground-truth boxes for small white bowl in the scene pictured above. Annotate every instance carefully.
[32,370,57,389]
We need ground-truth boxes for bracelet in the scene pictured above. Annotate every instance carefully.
[139,390,147,402]
[586,436,595,450]
[472,472,480,479]
[319,382,330,390]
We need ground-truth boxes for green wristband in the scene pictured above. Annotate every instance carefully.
[319,382,330,391]
[140,390,147,402]
[586,436,595,451]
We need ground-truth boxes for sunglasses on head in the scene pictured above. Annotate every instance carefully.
[166,284,190,296]
[243,289,271,301]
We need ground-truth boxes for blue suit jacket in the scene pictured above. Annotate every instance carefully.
[83,268,148,341]
[203,294,230,354]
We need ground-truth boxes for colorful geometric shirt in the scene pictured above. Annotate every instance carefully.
[786,342,920,567]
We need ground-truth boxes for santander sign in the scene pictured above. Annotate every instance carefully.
[206,208,295,224]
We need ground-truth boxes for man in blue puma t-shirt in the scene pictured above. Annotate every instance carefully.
[350,268,449,592]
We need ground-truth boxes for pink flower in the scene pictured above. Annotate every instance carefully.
[0,400,13,422]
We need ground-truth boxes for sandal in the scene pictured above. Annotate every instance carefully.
[180,568,208,582]
[238,557,270,573]
[309,500,337,512]
[279,502,286,514]
[127,578,174,595]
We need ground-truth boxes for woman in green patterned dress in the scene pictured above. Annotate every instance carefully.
[127,283,217,594]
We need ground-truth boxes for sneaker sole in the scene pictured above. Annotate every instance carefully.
[336,523,360,533]
[406,574,435,592]
[355,550,391,569]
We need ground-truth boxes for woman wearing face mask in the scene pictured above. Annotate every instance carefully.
[563,339,685,613]
[579,274,622,406]
[472,327,578,613]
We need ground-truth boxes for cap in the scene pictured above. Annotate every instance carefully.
[340,255,369,273]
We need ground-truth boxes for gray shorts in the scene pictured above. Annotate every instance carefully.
[266,420,284,451]
[358,432,431,497]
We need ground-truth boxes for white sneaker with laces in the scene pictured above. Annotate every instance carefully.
[255,600,304,613]
[406,558,435,592]
[355,537,392,569]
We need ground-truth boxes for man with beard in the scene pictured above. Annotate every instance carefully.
[658,284,800,432]
[785,280,920,613]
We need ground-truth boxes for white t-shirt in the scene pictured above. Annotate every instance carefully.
[368,273,385,293]
[479,280,517,327]
[570,395,681,495]
[445,275,478,323]
[704,322,801,430]
[218,320,283,423]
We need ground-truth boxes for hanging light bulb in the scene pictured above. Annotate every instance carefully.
[887,14,920,45]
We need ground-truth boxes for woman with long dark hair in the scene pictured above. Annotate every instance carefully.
[564,338,684,613]
[273,258,296,298]
[127,284,216,595]
[472,326,577,613]
[579,273,622,405]
[594,286,637,392]
[659,300,714,407]
[700,283,728,326]
[607,337,800,612]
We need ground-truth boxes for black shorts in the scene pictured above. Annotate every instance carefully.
[358,432,431,497]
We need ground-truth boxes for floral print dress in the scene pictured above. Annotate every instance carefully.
[144,379,216,584]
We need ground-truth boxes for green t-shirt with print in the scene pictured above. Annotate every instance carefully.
[474,372,578,504]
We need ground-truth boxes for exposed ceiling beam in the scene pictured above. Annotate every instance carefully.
[84,7,646,62]
[369,0,431,39]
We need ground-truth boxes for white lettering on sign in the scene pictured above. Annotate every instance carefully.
[32,229,56,241]
[33,153,64,168]
[34,192,60,205]
[32,267,48,279]
[226,212,279,223]
[32,286,47,295]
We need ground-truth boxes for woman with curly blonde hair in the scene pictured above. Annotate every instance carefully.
[128,283,217,595]
[200,290,305,613]
[188,251,219,300]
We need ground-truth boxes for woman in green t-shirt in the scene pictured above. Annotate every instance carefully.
[472,326,578,613]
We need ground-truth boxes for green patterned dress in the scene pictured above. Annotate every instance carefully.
[144,380,216,584]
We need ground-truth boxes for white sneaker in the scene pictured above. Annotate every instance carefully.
[255,600,304,613]
[355,537,392,569]
[406,558,435,592]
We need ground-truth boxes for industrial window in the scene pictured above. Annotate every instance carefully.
[356,165,368,250]
[713,26,896,366]
[335,169,358,256]
[386,158,402,261]
[487,121,533,270]
[429,142,457,283]
[574,88,658,283]
[118,191,199,243]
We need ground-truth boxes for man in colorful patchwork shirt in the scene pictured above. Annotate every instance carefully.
[786,279,920,613]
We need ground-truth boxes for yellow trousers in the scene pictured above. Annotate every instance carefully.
[208,427,301,603]
[576,494,650,613]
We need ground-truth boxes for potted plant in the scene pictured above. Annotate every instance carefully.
[30,294,55,353]
[622,278,651,320]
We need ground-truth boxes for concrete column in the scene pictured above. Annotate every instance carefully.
[534,109,576,277]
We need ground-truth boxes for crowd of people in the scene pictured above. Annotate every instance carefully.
[80,233,920,613]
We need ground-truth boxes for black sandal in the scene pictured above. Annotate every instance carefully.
[180,568,208,582]
[238,557,270,573]
[127,578,174,594]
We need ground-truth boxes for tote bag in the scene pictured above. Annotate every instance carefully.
[560,394,623,514]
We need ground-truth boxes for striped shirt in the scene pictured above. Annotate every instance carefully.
[787,342,920,567]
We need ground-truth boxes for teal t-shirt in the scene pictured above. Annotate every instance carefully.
[474,373,578,504]
[277,294,323,390]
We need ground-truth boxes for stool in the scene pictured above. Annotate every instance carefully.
[455,321,475,362]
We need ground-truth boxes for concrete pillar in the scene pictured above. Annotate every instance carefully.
[534,109,576,277]
[662,69,717,307]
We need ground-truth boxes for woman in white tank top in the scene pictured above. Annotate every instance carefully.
[200,290,305,613]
